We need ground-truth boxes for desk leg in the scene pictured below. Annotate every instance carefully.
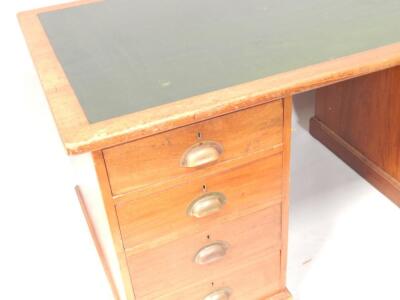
[310,66,400,207]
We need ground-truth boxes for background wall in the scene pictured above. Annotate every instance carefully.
[1,1,113,299]
[1,1,399,299]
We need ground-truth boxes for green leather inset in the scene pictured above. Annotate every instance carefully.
[39,0,400,123]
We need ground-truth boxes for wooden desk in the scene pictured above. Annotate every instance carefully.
[18,1,400,299]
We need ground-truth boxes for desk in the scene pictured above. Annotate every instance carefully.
[18,1,400,299]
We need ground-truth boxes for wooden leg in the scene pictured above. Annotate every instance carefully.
[310,66,400,207]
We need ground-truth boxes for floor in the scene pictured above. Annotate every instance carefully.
[1,1,399,299]
[288,92,400,299]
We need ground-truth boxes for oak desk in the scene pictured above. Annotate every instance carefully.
[19,1,400,299]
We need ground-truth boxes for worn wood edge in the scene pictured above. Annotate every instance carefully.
[75,186,120,300]
[279,97,292,288]
[266,288,292,300]
[69,43,400,154]
[91,152,136,300]
[310,117,400,207]
[18,4,90,146]
[18,2,400,154]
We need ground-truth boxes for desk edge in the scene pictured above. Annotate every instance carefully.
[18,1,400,155]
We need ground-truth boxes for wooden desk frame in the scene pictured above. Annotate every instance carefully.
[18,1,400,299]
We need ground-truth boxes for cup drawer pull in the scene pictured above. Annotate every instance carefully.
[187,192,227,218]
[181,141,223,168]
[204,288,232,300]
[194,241,229,265]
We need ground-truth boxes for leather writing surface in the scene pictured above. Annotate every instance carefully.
[39,0,400,123]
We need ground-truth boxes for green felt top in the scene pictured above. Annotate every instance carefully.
[39,0,400,123]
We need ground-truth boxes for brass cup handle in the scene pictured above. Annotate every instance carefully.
[204,288,233,300]
[194,241,229,265]
[181,141,223,168]
[187,192,227,218]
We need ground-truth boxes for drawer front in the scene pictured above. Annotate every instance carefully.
[103,100,283,195]
[152,252,281,300]
[117,153,283,253]
[126,206,282,299]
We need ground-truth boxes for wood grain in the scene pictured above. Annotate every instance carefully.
[112,145,283,203]
[126,206,282,299]
[137,251,282,300]
[313,67,400,206]
[315,67,400,179]
[18,2,398,299]
[103,101,283,195]
[117,153,283,254]
[279,97,293,289]
[91,152,137,300]
[18,3,400,154]
[310,118,400,207]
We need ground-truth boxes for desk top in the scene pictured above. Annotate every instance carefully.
[19,0,400,154]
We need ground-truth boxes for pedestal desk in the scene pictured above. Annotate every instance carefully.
[18,1,400,299]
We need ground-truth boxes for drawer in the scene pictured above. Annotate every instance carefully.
[117,153,283,253]
[126,206,282,299]
[151,252,282,300]
[103,100,283,195]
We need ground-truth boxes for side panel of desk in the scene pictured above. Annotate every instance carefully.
[310,66,400,207]
[71,153,136,300]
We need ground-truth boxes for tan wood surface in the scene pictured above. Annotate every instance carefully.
[279,97,292,289]
[137,251,282,300]
[313,67,400,207]
[117,153,283,254]
[113,146,284,202]
[315,67,400,179]
[19,2,400,299]
[310,118,400,207]
[126,206,282,299]
[103,101,283,196]
[92,152,137,300]
[266,288,292,300]
[18,2,400,154]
